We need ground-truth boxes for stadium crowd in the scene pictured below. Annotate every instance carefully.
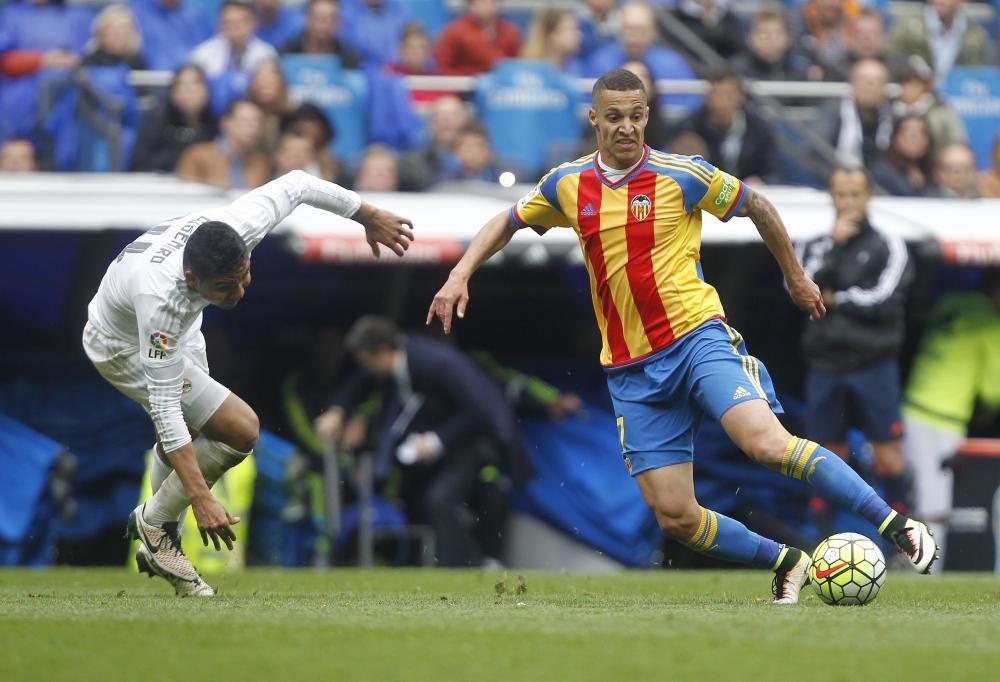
[1,0,999,196]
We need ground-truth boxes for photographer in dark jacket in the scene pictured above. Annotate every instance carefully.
[797,167,913,514]
[314,316,527,567]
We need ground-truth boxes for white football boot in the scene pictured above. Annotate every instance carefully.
[772,551,811,605]
[891,518,940,574]
[127,504,215,597]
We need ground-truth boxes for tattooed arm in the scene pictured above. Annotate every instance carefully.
[738,186,826,320]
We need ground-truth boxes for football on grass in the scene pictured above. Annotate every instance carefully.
[809,532,886,606]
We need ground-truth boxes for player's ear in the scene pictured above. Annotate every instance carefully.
[183,270,199,290]
[588,107,598,129]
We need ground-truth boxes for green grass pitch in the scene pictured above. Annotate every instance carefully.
[1,568,998,681]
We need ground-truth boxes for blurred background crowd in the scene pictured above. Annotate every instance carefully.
[2,0,1000,576]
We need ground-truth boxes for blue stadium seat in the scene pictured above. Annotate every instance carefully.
[40,66,139,172]
[939,66,1000,170]
[392,0,451,37]
[281,55,368,163]
[475,59,582,179]
[366,69,426,151]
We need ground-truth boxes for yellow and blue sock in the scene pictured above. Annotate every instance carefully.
[681,506,789,569]
[779,437,906,539]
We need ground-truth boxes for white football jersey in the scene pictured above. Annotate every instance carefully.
[86,171,362,451]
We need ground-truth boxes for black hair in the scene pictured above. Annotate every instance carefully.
[827,165,873,191]
[592,68,646,101]
[344,315,401,354]
[705,65,741,87]
[280,103,336,147]
[183,221,248,280]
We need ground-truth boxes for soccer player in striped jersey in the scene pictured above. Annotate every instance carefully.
[428,69,938,603]
[84,171,413,595]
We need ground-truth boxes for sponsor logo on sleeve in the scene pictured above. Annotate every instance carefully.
[715,174,737,208]
[148,332,170,359]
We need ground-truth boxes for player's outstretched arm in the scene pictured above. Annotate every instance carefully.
[427,210,518,333]
[738,186,826,320]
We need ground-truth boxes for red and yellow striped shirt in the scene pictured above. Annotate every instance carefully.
[510,145,747,367]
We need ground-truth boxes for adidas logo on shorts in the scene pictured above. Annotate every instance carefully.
[732,386,751,400]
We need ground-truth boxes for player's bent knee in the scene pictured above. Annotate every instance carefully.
[229,411,260,454]
[653,503,701,540]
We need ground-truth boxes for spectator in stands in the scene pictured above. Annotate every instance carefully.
[902,269,1000,561]
[131,64,217,173]
[892,56,968,155]
[0,139,38,172]
[578,0,619,57]
[521,7,586,76]
[789,0,860,80]
[0,0,89,141]
[979,134,1000,197]
[887,0,991,80]
[931,142,980,198]
[314,316,523,567]
[354,144,400,192]
[254,0,304,49]
[191,0,277,81]
[281,102,339,182]
[131,0,213,72]
[820,57,892,167]
[398,95,470,191]
[668,129,710,158]
[869,115,935,197]
[798,166,914,517]
[81,5,145,70]
[247,60,291,152]
[587,1,698,112]
[341,0,413,67]
[439,123,499,183]
[280,0,362,69]
[674,68,774,183]
[385,22,441,104]
[622,60,670,151]
[730,9,813,82]
[669,0,744,60]
[175,97,269,189]
[838,8,906,81]
[270,130,318,177]
[434,0,520,76]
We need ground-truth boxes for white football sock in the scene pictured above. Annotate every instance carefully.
[142,438,251,526]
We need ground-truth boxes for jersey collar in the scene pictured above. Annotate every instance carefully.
[593,144,650,189]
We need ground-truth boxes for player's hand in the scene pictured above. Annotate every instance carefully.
[787,274,826,321]
[426,273,470,334]
[353,203,414,258]
[190,494,240,551]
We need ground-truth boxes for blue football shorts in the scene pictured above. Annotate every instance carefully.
[605,319,782,476]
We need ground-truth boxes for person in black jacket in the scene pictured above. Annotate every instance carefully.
[131,64,218,172]
[797,167,913,513]
[673,67,775,183]
[314,316,525,567]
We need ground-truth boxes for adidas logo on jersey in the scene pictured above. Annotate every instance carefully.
[732,386,751,400]
[581,203,596,216]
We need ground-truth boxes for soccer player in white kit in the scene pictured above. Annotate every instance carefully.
[83,170,414,595]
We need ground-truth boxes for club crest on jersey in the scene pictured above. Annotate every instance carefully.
[630,194,652,221]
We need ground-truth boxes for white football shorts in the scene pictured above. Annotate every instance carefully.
[82,321,230,431]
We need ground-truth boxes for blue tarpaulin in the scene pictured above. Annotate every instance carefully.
[0,413,62,565]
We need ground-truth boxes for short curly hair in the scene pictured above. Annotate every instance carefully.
[592,68,646,101]
[183,221,248,280]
